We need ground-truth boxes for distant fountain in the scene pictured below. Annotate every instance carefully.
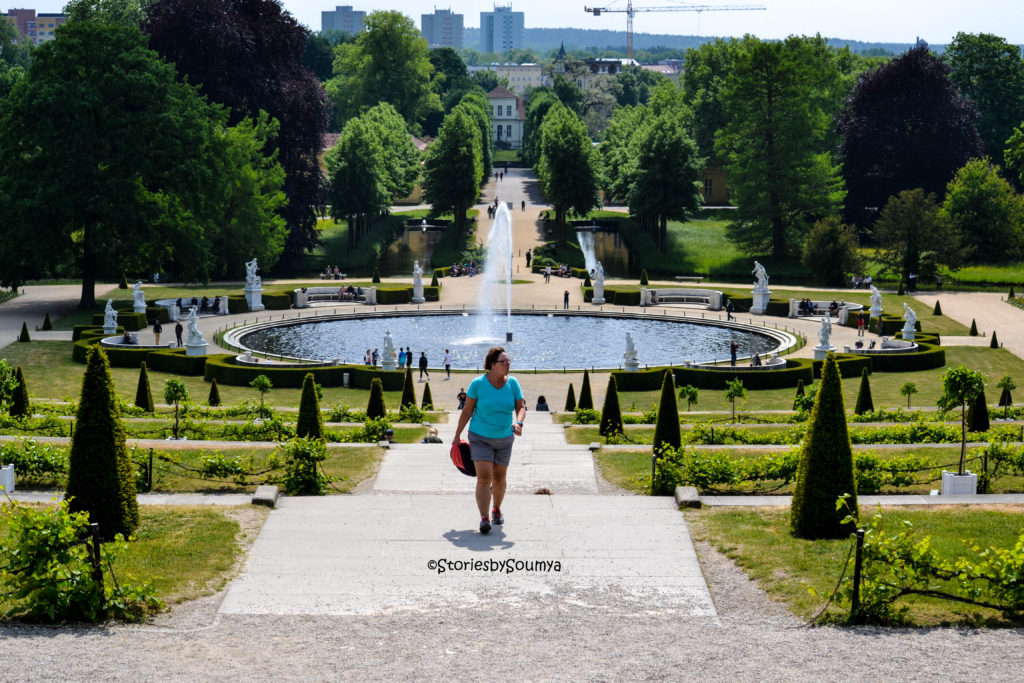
[474,202,514,342]
[576,229,597,275]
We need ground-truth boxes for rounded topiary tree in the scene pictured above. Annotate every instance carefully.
[9,366,30,418]
[42,312,52,331]
[67,346,139,540]
[933,300,942,315]
[297,372,324,440]
[578,369,594,410]
[970,318,979,336]
[599,375,623,438]
[134,362,154,413]
[400,367,416,409]
[678,384,698,411]
[938,365,986,475]
[990,331,1000,349]
[164,378,189,440]
[250,374,272,419]
[421,381,434,410]
[18,322,29,342]
[639,268,649,286]
[854,367,874,415]
[790,352,858,540]
[966,388,990,434]
[366,377,386,419]
[564,383,576,412]
[652,371,680,455]
[208,378,221,407]
[372,266,381,284]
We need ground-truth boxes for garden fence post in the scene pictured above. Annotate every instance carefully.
[650,453,658,496]
[850,528,865,624]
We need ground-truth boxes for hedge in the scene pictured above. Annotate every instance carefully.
[202,354,405,389]
[582,288,642,306]
[811,355,872,380]
[145,348,209,376]
[612,359,816,391]
[91,311,148,331]
[863,341,946,372]
[374,286,441,305]
[72,339,154,367]
[73,325,121,341]
[261,292,292,310]
[727,296,790,317]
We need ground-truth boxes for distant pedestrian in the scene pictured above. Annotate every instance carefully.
[729,340,738,366]
[545,265,551,283]
[174,321,184,347]
[525,249,532,269]
[725,299,735,321]
[521,200,525,211]
[444,349,453,379]
[563,290,569,309]
[152,319,162,345]
[457,388,467,410]
[857,311,865,337]
[398,348,406,367]
[406,347,413,369]
[364,349,372,365]
[372,347,380,366]
[419,352,429,381]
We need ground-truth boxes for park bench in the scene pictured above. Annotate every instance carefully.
[788,299,863,325]
[642,287,723,310]
[294,286,370,308]
[319,271,348,280]
[674,275,705,284]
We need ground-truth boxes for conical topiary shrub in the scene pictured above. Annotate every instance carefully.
[400,367,416,409]
[372,266,381,284]
[854,367,874,415]
[578,369,594,410]
[134,362,154,413]
[430,271,439,287]
[966,388,990,433]
[42,312,52,331]
[793,379,805,410]
[421,381,434,410]
[640,268,649,286]
[897,281,905,295]
[67,345,139,540]
[18,322,29,342]
[652,370,680,454]
[1010,285,1016,299]
[933,300,942,316]
[990,331,1000,349]
[970,319,979,336]
[599,375,623,438]
[119,272,128,289]
[297,372,325,440]
[583,273,592,288]
[564,383,577,412]
[208,378,221,407]
[366,377,386,419]
[790,352,858,539]
[10,366,30,418]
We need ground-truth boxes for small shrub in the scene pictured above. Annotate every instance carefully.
[164,378,189,440]
[296,373,324,440]
[400,367,416,409]
[366,378,386,419]
[208,378,221,407]
[278,437,331,495]
[933,300,942,315]
[119,272,128,289]
[18,321,29,342]
[678,384,698,411]
[372,266,381,283]
[990,331,1000,349]
[724,377,746,422]
[42,312,52,330]
[583,273,592,288]
[430,271,439,287]
[421,381,434,410]
[564,383,576,411]
[854,367,874,415]
[578,370,594,410]
[967,388,990,433]
[250,374,272,419]
[970,318,978,336]
[134,363,154,413]
[599,376,623,438]
[10,366,30,418]
[639,268,649,286]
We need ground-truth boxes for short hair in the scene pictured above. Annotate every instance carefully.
[537,395,546,403]
[484,346,506,370]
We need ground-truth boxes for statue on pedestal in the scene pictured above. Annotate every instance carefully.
[903,302,917,328]
[245,258,261,289]
[132,281,146,310]
[412,260,423,286]
[623,331,639,370]
[382,330,398,370]
[103,299,118,330]
[186,306,204,345]
[752,261,769,291]
[818,315,833,348]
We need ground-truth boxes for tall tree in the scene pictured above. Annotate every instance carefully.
[325,116,389,244]
[942,158,1024,262]
[521,87,560,167]
[146,0,329,260]
[0,10,32,69]
[422,106,482,235]
[838,45,983,227]
[537,102,600,243]
[681,37,737,162]
[873,189,961,281]
[802,217,864,287]
[944,33,1024,158]
[360,102,421,200]
[455,89,494,184]
[716,36,846,257]
[64,0,145,27]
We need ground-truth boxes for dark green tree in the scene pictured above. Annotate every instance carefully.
[9,366,30,418]
[790,352,858,539]
[966,388,990,433]
[421,381,433,410]
[455,89,494,184]
[854,367,874,415]
[991,331,1000,349]
[422,106,482,235]
[18,322,29,342]
[366,377,386,419]
[521,88,560,167]
[67,346,139,539]
[970,319,979,336]
[793,379,806,409]
[42,312,52,331]
[652,371,680,454]
[207,378,221,407]
[537,102,601,244]
[937,365,986,474]
[680,37,736,162]
[164,378,188,439]
[564,383,577,411]
[578,369,594,410]
[873,189,961,283]
[134,362,154,413]
[325,116,390,243]
[599,375,623,438]
[934,300,943,315]
[802,217,864,287]
[639,269,649,286]
[296,372,324,440]
[997,375,1015,418]
[942,158,1024,262]
[401,367,417,409]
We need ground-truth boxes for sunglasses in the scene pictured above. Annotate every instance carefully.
[497,358,512,364]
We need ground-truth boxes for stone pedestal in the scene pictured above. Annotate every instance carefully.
[624,356,639,372]
[813,345,836,360]
[104,324,117,335]
[219,296,230,315]
[364,287,377,305]
[186,342,208,357]
[902,324,916,341]
[134,302,147,314]
[870,304,883,318]
[592,280,605,305]
[245,286,264,312]
[942,470,977,496]
[750,289,771,315]
[0,463,14,493]
[411,281,425,304]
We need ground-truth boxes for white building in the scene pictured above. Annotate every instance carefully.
[479,4,524,54]
[321,5,365,35]
[421,9,463,49]
[487,86,524,149]
[494,63,544,93]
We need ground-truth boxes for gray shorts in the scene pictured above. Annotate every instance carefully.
[468,431,515,467]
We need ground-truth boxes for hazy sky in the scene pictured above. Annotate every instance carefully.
[23,1,1024,44]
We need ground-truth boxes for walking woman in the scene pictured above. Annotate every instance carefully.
[453,347,526,534]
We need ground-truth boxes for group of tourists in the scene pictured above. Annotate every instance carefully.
[336,285,362,301]
[322,265,344,280]
[850,274,874,289]
[448,262,478,277]
[176,296,220,314]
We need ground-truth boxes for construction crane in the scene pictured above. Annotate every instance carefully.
[584,2,766,59]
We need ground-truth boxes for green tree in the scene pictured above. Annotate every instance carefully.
[790,352,858,540]
[564,383,577,412]
[67,346,139,539]
[422,106,482,235]
[429,47,471,100]
[678,385,698,411]
[578,369,594,411]
[9,366,30,418]
[942,158,1024,262]
[0,360,18,414]
[421,381,434,410]
[717,36,846,257]
[991,331,1001,349]
[997,375,1015,418]
[470,69,505,93]
[521,88,560,167]
[599,375,623,438]
[325,116,390,244]
[400,367,417,409]
[250,374,272,420]
[361,102,422,200]
[296,373,324,440]
[134,362,154,413]
[366,377,386,419]
[537,102,600,244]
[680,38,736,162]
[854,367,874,415]
[64,0,146,27]
[801,217,864,287]
[724,377,746,422]
[0,11,31,70]
[163,378,188,439]
[207,377,221,407]
[18,322,29,342]
[872,189,961,282]
[937,365,987,474]
[899,382,918,409]
[454,89,494,183]
[652,371,680,455]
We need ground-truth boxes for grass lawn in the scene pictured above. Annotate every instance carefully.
[687,505,1024,626]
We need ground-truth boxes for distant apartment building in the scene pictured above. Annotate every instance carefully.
[4,9,66,45]
[468,63,544,94]
[421,9,463,49]
[321,5,365,35]
[479,4,523,54]
[486,86,524,149]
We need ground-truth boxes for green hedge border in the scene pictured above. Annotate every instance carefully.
[202,355,405,389]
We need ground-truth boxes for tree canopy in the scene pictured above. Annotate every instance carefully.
[873,189,961,281]
[537,102,601,243]
[941,158,1024,262]
[422,105,483,234]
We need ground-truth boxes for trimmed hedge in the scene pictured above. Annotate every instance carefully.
[92,311,148,331]
[727,296,790,317]
[146,348,209,376]
[202,355,404,390]
[864,341,946,372]
[811,355,872,380]
[72,339,153,367]
[582,288,642,306]
[73,325,120,341]
[613,360,816,391]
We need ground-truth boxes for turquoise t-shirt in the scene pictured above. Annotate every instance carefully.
[467,374,523,439]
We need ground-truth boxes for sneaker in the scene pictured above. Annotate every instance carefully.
[491,508,504,525]
[479,516,491,534]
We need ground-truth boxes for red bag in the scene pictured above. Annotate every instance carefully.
[450,440,476,477]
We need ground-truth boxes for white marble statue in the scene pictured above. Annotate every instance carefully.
[381,329,398,370]
[623,332,639,371]
[870,285,882,310]
[594,261,605,285]
[818,315,833,348]
[103,299,118,329]
[752,261,769,290]
[186,306,203,345]
[132,281,145,308]
[244,258,261,288]
[412,260,423,285]
[903,302,916,327]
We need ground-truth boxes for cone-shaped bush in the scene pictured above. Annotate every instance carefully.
[793,379,805,410]
[564,383,576,411]
[790,353,858,539]
[208,378,221,407]
[1010,285,1016,299]
[67,346,138,540]
[421,382,434,410]
[583,273,592,288]
[990,331,1000,349]
[134,362,154,413]
[366,377,386,419]
[933,300,942,315]
[970,319,979,336]
[119,272,128,289]
[897,282,905,295]
[400,367,417,409]
[10,366,30,417]
[297,373,325,440]
[18,322,29,342]
[966,388,990,433]
[430,271,439,287]
[599,376,623,437]
[652,371,680,454]
[639,268,649,286]
[854,367,874,415]
[42,312,52,330]
[578,369,594,410]
[372,266,381,283]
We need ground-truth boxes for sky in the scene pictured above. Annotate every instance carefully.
[19,1,1023,45]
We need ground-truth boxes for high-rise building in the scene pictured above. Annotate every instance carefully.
[421,9,463,49]
[479,5,524,54]
[321,5,365,35]
[4,9,66,46]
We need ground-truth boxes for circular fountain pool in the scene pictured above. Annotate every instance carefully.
[231,311,794,370]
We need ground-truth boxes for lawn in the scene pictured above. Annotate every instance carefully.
[688,505,1024,626]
